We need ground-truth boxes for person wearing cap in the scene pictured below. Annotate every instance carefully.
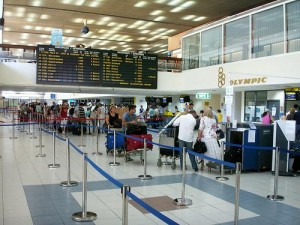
[173,110,199,171]
[261,109,273,125]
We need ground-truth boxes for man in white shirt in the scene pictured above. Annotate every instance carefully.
[173,110,198,171]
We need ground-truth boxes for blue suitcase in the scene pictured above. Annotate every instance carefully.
[106,133,125,153]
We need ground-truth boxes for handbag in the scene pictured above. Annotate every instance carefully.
[193,139,207,153]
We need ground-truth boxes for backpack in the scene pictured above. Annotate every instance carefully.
[69,108,75,116]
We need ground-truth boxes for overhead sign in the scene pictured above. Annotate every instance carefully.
[195,92,211,99]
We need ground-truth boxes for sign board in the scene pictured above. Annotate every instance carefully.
[226,86,234,95]
[51,28,63,46]
[195,92,211,99]
[225,95,233,105]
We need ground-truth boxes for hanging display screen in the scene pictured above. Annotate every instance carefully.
[36,45,158,89]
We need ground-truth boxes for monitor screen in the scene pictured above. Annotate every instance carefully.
[162,97,167,103]
[179,97,185,103]
[286,92,296,101]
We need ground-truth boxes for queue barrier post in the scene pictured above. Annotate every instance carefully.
[109,130,120,166]
[36,126,46,157]
[92,124,102,156]
[27,113,32,135]
[78,123,86,147]
[173,147,192,206]
[121,185,130,225]
[48,132,60,168]
[72,153,97,222]
[267,146,284,201]
[138,138,152,180]
[234,162,241,225]
[216,142,229,181]
[60,138,78,187]
[10,116,18,139]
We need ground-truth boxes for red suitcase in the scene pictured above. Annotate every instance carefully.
[126,134,153,151]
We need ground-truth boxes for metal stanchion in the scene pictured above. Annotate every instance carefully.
[267,146,284,201]
[36,126,46,157]
[173,147,192,206]
[10,116,18,139]
[78,123,86,147]
[121,185,130,225]
[109,130,120,166]
[216,142,229,181]
[72,153,97,222]
[92,124,103,156]
[48,132,60,168]
[27,113,32,135]
[60,138,78,187]
[36,125,45,148]
[30,119,37,139]
[138,138,152,180]
[234,162,241,225]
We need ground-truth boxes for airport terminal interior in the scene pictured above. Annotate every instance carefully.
[1,0,300,225]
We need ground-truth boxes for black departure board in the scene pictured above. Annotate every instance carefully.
[36,45,158,89]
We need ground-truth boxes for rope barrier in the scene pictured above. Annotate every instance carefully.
[223,142,275,151]
[127,192,179,225]
[85,157,123,188]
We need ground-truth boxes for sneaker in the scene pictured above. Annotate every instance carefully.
[194,168,199,172]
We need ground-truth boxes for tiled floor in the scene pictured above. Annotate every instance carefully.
[1,120,300,225]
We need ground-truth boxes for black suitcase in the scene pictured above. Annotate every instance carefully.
[292,155,300,172]
[224,149,242,163]
[72,126,81,135]
[126,124,147,135]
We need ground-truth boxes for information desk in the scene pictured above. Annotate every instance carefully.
[36,45,158,89]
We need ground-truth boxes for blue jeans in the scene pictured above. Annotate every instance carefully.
[178,139,198,170]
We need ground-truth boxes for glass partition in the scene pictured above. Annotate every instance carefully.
[252,6,284,58]
[182,33,200,70]
[224,17,249,63]
[287,0,300,52]
[200,26,222,67]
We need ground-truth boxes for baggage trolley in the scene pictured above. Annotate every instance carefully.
[157,127,179,170]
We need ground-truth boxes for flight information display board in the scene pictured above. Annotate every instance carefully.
[36,45,158,89]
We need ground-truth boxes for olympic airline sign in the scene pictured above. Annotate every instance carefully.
[217,67,268,87]
[229,77,267,86]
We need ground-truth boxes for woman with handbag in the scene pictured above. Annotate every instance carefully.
[197,107,221,170]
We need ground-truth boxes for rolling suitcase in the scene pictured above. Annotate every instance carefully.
[106,133,125,151]
[126,134,153,151]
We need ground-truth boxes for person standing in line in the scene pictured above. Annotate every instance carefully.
[97,103,106,133]
[173,110,199,171]
[139,105,144,114]
[286,108,295,120]
[261,109,273,125]
[60,102,69,134]
[122,104,137,128]
[185,102,194,112]
[198,107,219,170]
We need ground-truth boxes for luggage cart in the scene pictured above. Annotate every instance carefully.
[157,127,179,170]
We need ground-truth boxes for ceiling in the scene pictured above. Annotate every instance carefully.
[1,0,284,98]
[2,0,277,54]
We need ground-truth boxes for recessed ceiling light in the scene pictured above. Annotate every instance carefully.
[168,0,183,6]
[40,14,49,20]
[134,1,147,7]
[182,15,196,20]
[193,16,206,21]
[150,10,163,16]
[154,16,166,21]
